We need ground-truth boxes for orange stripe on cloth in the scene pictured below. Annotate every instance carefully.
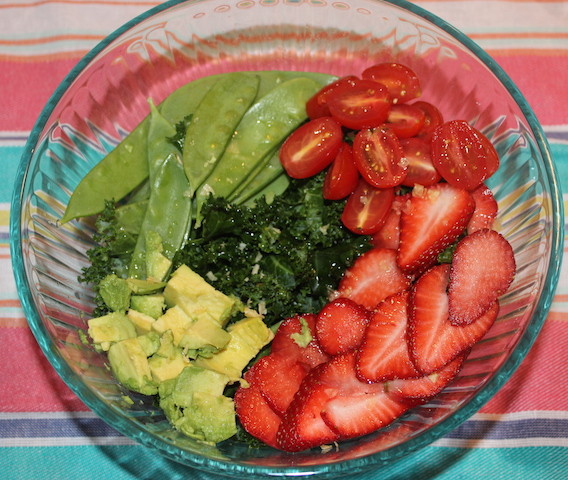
[0,0,158,8]
[0,34,103,46]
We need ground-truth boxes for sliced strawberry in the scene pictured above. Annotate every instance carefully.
[356,290,420,382]
[386,353,466,401]
[467,183,498,234]
[270,314,329,368]
[276,364,340,452]
[371,193,410,250]
[448,229,516,325]
[397,183,475,274]
[315,298,370,356]
[234,383,281,449]
[247,353,310,417]
[337,248,412,310]
[408,264,499,374]
[318,353,409,440]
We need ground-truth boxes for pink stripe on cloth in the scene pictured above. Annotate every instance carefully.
[481,318,568,414]
[0,326,87,412]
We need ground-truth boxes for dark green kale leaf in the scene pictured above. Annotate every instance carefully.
[173,174,372,326]
[166,114,193,153]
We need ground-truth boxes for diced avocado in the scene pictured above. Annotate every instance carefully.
[126,278,167,295]
[179,317,230,360]
[164,265,238,327]
[290,315,313,348]
[151,305,193,346]
[145,230,172,281]
[173,392,237,444]
[127,309,156,335]
[136,331,161,356]
[87,312,137,351]
[148,331,189,383]
[107,337,157,395]
[130,294,165,319]
[158,365,236,444]
[99,274,131,312]
[195,316,274,381]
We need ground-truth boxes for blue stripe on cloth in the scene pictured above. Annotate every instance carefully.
[445,418,568,440]
[0,416,121,439]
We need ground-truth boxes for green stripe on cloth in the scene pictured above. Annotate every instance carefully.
[0,445,566,479]
[551,143,568,195]
[1,146,22,203]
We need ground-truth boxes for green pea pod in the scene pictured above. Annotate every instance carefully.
[242,172,290,208]
[231,148,282,204]
[194,77,321,221]
[183,72,260,195]
[128,103,192,279]
[60,76,218,224]
[115,200,148,235]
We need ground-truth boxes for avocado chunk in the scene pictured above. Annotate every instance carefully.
[127,309,156,335]
[158,365,236,444]
[126,278,167,295]
[148,330,189,383]
[87,312,137,351]
[164,265,238,327]
[144,230,172,282]
[107,336,158,395]
[130,294,165,319]
[195,316,274,381]
[98,274,131,312]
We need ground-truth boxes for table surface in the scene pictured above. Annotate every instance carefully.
[1,1,567,479]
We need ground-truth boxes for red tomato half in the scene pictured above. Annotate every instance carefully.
[352,127,407,188]
[431,120,500,191]
[327,79,391,130]
[323,142,360,200]
[279,117,343,179]
[306,76,359,119]
[384,104,426,139]
[362,63,421,104]
[341,180,395,235]
[412,101,444,139]
[400,137,441,187]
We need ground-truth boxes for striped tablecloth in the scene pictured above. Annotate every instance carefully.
[1,1,566,478]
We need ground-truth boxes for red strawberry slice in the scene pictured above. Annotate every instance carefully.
[386,353,466,401]
[234,382,282,449]
[397,183,475,274]
[318,353,409,440]
[276,363,340,452]
[270,314,329,368]
[448,229,516,325]
[337,248,412,310]
[408,264,499,374]
[371,193,410,250]
[315,298,370,356]
[356,290,421,382]
[247,353,310,417]
[467,183,498,234]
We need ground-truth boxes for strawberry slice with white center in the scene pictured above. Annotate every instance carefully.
[467,183,498,234]
[408,264,499,374]
[448,228,516,325]
[386,353,466,402]
[276,363,340,452]
[315,297,370,356]
[337,247,412,310]
[270,314,329,368]
[356,290,420,382]
[397,183,475,274]
[371,193,410,250]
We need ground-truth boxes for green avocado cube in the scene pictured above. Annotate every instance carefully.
[108,337,158,396]
[127,309,156,335]
[130,294,165,319]
[151,305,193,346]
[87,312,137,351]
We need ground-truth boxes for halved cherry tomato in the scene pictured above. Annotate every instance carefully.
[431,120,500,191]
[323,142,359,200]
[306,76,359,119]
[327,79,391,130]
[384,104,426,139]
[362,63,421,104]
[412,100,444,139]
[352,127,407,188]
[400,137,441,187]
[341,180,395,235]
[279,116,343,179]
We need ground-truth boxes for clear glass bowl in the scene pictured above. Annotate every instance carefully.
[10,0,564,478]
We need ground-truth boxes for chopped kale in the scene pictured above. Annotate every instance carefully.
[166,114,193,153]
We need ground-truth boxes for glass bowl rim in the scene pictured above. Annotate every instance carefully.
[9,0,565,476]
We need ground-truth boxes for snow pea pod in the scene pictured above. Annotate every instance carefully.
[128,104,192,280]
[194,77,322,219]
[231,148,282,204]
[60,76,217,224]
[183,72,259,195]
